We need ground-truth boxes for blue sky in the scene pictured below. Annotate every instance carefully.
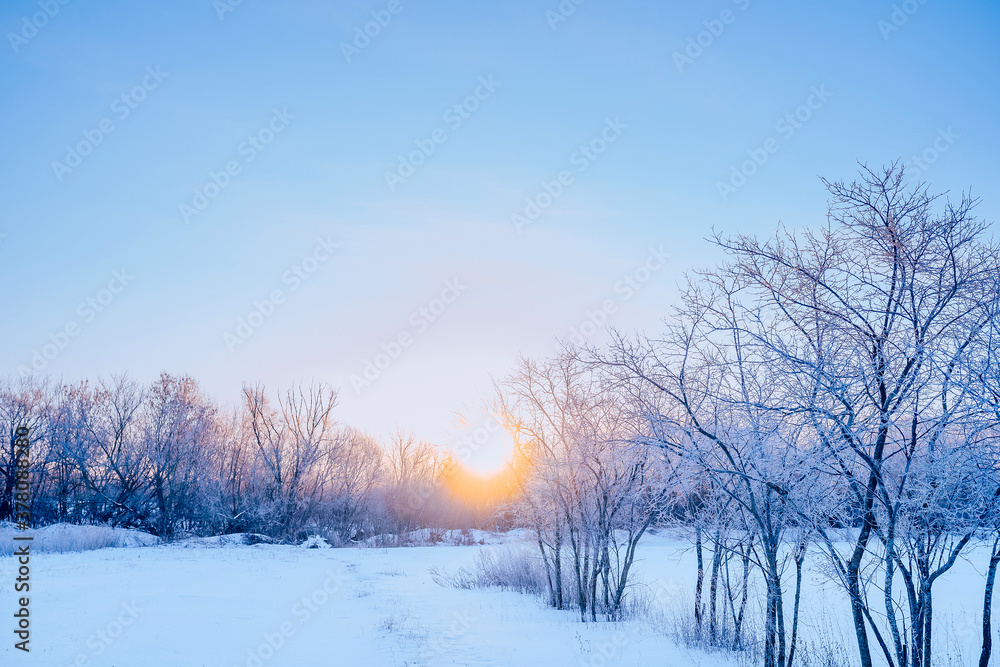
[2,0,998,472]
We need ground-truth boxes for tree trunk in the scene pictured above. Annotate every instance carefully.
[589,540,599,622]
[885,529,906,667]
[612,517,656,617]
[695,526,705,634]
[709,531,723,644]
[787,541,806,667]
[980,540,1000,667]
[849,552,875,667]
[733,543,750,649]
[847,464,884,667]
[923,584,932,667]
[554,534,564,610]
[536,528,555,607]
[765,574,778,667]
[572,527,587,622]
[772,553,787,667]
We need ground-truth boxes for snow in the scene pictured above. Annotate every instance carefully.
[0,522,159,555]
[360,528,510,548]
[300,535,332,549]
[0,530,991,666]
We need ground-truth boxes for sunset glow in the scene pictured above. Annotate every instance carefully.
[442,459,520,510]
[4,1,999,664]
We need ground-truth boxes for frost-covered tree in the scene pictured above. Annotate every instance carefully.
[597,163,1000,667]
[498,352,665,621]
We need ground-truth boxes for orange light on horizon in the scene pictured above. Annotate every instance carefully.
[439,411,533,508]
[441,454,525,508]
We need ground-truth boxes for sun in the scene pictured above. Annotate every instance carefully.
[445,411,520,476]
[442,458,521,508]
[440,410,528,506]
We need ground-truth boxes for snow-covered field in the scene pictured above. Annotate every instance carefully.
[0,528,991,667]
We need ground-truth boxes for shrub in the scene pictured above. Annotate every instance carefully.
[0,522,159,555]
[430,544,548,598]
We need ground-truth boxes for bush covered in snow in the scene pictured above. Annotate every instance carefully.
[430,544,549,598]
[0,522,158,555]
[301,534,332,549]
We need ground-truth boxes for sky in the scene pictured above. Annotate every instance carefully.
[1,0,998,473]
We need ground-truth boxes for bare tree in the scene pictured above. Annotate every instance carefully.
[325,426,383,542]
[242,381,339,538]
[0,376,53,523]
[497,352,665,621]
[142,373,216,537]
[60,376,150,527]
[383,428,441,536]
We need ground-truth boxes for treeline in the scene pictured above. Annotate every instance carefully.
[491,164,1000,667]
[0,375,512,544]
[6,164,1000,667]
